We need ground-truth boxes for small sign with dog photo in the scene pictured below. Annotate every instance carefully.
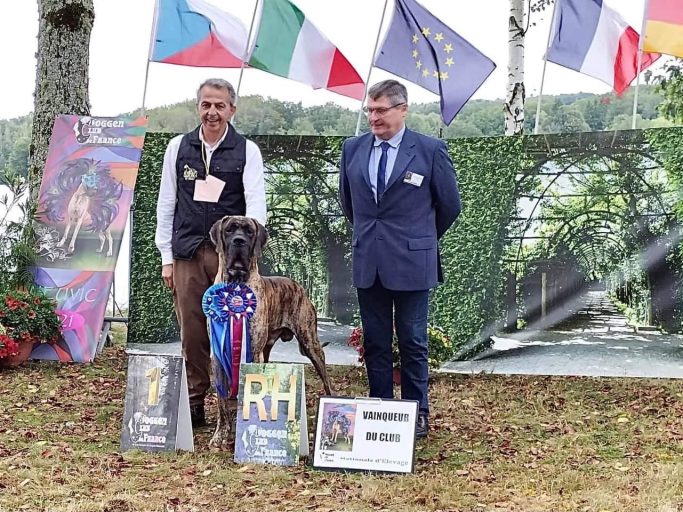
[234,363,308,466]
[313,397,418,473]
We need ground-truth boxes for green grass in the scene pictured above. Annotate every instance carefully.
[1,328,683,511]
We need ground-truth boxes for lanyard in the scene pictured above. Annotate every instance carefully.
[201,144,211,176]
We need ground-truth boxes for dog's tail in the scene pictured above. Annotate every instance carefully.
[299,340,329,356]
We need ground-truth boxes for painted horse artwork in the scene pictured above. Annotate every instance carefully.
[42,158,123,257]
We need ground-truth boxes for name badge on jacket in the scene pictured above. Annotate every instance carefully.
[403,171,424,187]
[193,174,225,203]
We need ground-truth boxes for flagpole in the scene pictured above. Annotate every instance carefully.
[631,0,650,130]
[534,0,558,135]
[354,0,390,136]
[631,51,644,129]
[234,0,261,107]
[141,0,160,116]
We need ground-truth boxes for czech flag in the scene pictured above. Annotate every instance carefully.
[150,0,250,68]
[547,0,660,95]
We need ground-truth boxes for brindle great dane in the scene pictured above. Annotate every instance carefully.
[208,215,333,449]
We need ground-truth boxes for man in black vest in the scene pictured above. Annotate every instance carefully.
[155,78,266,427]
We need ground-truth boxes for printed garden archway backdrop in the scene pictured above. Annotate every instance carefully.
[128,128,683,361]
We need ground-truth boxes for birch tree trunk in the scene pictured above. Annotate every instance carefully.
[505,0,526,135]
[28,0,94,200]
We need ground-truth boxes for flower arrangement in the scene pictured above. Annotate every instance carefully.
[426,325,453,370]
[347,325,401,368]
[0,324,20,359]
[0,288,62,361]
[347,324,454,370]
[346,325,364,362]
[0,170,61,364]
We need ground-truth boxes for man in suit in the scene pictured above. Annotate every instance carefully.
[339,79,461,438]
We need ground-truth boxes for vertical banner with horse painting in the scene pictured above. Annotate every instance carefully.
[31,115,147,362]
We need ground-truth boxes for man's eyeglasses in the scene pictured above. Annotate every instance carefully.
[362,103,406,117]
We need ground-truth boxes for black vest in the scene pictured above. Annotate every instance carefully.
[172,125,247,260]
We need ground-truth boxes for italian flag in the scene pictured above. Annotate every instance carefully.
[249,0,365,100]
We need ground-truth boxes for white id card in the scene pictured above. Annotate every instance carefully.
[403,171,424,187]
[193,174,225,203]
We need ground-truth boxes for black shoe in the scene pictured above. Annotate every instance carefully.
[190,403,206,428]
[416,413,429,439]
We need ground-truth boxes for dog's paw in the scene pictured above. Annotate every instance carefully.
[209,429,232,451]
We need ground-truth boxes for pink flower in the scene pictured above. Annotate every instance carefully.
[0,333,20,358]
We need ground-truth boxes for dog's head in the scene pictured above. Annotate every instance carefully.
[209,216,268,283]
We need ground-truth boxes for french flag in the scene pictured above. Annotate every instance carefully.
[547,0,660,95]
[150,0,249,68]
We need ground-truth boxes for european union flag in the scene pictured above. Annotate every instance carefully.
[374,0,496,125]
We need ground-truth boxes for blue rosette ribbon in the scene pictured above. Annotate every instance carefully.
[202,282,258,398]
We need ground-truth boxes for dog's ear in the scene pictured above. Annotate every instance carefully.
[209,217,228,248]
[253,219,268,258]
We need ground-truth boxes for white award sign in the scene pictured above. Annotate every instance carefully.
[313,397,418,473]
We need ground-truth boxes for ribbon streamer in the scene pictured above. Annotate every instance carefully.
[202,282,258,398]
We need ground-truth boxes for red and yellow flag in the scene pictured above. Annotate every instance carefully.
[643,0,683,57]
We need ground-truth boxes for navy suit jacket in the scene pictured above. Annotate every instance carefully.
[339,128,461,291]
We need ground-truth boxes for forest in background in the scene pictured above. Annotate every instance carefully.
[0,85,674,181]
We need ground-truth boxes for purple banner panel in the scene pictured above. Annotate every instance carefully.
[31,115,147,362]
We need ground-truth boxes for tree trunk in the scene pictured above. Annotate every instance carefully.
[505,0,526,136]
[28,0,94,201]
